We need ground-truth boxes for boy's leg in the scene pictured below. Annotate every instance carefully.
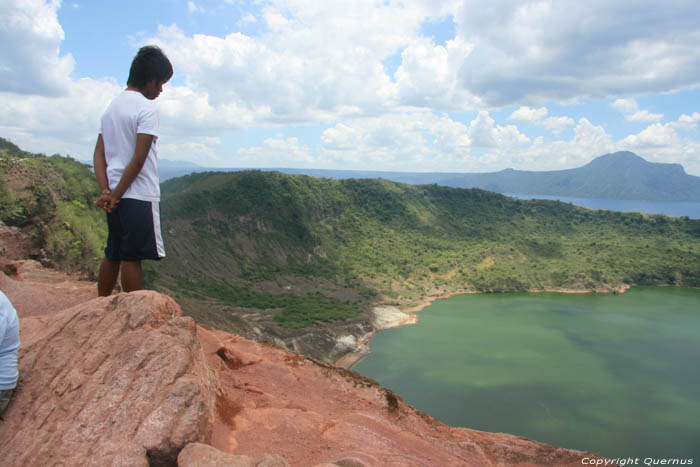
[120,260,142,292]
[98,257,121,297]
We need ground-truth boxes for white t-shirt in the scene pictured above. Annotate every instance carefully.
[0,291,19,391]
[100,90,161,202]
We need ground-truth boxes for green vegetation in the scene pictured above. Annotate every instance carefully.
[153,169,700,327]
[3,137,700,331]
[0,137,105,275]
[175,277,362,328]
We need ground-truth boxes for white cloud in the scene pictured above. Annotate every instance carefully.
[317,111,473,170]
[610,98,639,114]
[394,36,476,110]
[670,112,700,132]
[517,118,616,170]
[0,0,74,96]
[618,121,700,174]
[0,77,121,158]
[508,106,573,135]
[620,123,680,148]
[238,13,257,26]
[2,0,699,178]
[610,97,663,123]
[627,110,663,123]
[456,0,700,106]
[320,113,438,168]
[160,136,222,164]
[316,111,532,171]
[236,136,317,168]
[149,1,479,127]
[541,116,575,135]
[151,23,397,125]
[509,106,548,123]
[187,1,204,14]
[464,111,531,151]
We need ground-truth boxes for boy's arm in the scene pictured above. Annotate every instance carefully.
[107,133,154,209]
[92,134,111,210]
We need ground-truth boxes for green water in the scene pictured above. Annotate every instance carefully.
[353,287,700,459]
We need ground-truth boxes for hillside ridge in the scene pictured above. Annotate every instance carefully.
[152,169,700,361]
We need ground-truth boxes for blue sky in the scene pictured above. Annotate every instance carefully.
[1,0,699,175]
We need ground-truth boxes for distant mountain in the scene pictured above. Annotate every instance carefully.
[158,158,207,182]
[160,152,700,202]
[437,152,700,201]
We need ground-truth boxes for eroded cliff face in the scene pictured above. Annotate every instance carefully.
[0,264,605,466]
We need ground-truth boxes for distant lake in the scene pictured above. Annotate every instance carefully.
[353,287,700,459]
[508,194,700,219]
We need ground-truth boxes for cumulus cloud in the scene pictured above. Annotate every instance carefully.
[456,0,700,106]
[150,0,480,126]
[541,116,575,134]
[627,110,663,123]
[2,0,699,178]
[313,111,531,171]
[610,98,663,122]
[0,0,74,96]
[669,112,700,132]
[518,118,616,170]
[151,23,395,125]
[316,111,484,170]
[509,106,548,124]
[236,136,317,168]
[610,98,638,114]
[0,77,122,157]
[160,136,222,164]
[508,106,573,135]
[394,36,476,110]
[620,123,679,148]
[618,120,700,174]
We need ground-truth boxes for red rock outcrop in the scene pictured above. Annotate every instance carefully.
[0,263,606,466]
[199,325,600,467]
[0,291,218,466]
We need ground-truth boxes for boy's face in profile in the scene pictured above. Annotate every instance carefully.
[143,79,166,100]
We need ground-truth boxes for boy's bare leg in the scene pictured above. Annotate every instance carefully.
[120,260,143,292]
[98,257,121,296]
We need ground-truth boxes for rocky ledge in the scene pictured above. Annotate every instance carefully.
[0,267,605,466]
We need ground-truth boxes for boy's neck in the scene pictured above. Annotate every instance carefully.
[126,86,146,97]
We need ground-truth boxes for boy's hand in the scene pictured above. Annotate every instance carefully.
[106,194,120,212]
[95,189,119,213]
[95,189,110,209]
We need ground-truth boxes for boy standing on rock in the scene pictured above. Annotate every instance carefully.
[93,45,173,296]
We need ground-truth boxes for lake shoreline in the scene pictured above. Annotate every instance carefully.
[335,284,634,369]
[342,285,700,458]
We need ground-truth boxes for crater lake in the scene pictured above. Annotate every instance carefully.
[353,286,700,459]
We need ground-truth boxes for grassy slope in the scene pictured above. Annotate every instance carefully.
[153,170,700,328]
[2,135,698,330]
[0,137,105,276]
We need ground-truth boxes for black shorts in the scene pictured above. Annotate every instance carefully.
[105,198,165,261]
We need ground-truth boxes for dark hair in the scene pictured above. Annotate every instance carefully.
[127,45,173,89]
